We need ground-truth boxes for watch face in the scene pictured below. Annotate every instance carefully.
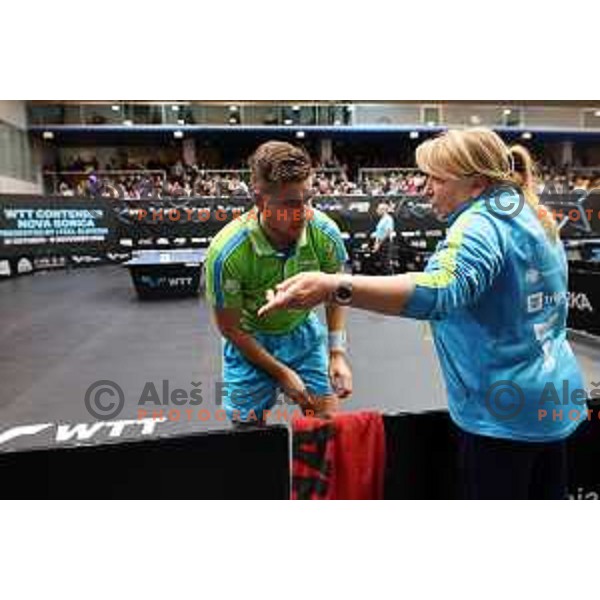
[336,283,352,303]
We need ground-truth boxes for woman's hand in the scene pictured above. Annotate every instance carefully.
[257,272,340,317]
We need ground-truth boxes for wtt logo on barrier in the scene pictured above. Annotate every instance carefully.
[0,418,167,449]
[138,275,194,289]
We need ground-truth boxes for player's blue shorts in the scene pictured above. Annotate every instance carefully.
[221,312,333,422]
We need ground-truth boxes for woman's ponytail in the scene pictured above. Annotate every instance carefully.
[508,145,558,242]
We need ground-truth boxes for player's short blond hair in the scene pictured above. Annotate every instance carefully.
[249,141,312,192]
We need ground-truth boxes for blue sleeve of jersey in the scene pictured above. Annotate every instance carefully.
[374,215,393,241]
[402,211,507,320]
[315,214,349,273]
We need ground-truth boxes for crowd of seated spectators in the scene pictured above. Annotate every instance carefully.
[45,155,429,199]
[46,154,600,199]
[537,167,600,194]
[47,157,252,199]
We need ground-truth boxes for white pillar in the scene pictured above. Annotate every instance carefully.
[320,138,333,164]
[0,101,42,194]
[182,138,197,166]
[561,141,573,167]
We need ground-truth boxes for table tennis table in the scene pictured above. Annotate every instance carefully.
[123,248,207,299]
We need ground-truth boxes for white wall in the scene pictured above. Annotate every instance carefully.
[0,175,41,194]
[523,106,583,128]
[0,101,28,129]
[0,101,42,194]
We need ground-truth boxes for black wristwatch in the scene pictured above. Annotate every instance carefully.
[332,276,353,305]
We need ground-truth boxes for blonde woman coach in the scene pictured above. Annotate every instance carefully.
[257,128,586,499]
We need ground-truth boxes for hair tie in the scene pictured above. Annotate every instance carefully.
[508,151,516,174]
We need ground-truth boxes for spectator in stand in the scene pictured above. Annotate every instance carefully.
[58,182,74,196]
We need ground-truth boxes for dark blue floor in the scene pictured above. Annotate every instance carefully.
[0,265,598,452]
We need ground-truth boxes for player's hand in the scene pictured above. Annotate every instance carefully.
[257,272,339,317]
[311,394,341,419]
[276,366,314,410]
[329,352,353,399]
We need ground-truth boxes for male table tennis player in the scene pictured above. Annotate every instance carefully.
[204,141,352,424]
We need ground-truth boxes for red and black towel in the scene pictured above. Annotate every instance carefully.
[291,411,386,500]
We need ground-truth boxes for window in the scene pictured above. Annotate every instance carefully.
[0,120,36,182]
[502,107,522,127]
[582,109,600,129]
[421,105,441,126]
